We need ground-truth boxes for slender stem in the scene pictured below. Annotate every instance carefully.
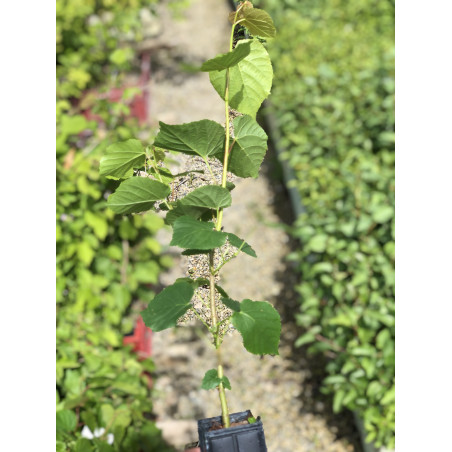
[149,147,172,210]
[209,10,245,428]
[203,157,217,184]
[190,307,211,330]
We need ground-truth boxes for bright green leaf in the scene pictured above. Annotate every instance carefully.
[107,177,170,214]
[209,40,273,118]
[141,281,194,332]
[201,41,252,71]
[170,216,227,250]
[372,205,394,223]
[231,299,281,355]
[154,120,225,158]
[242,8,276,38]
[99,139,145,179]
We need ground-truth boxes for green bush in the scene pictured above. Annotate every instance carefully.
[56,0,158,98]
[259,0,395,448]
[56,1,175,450]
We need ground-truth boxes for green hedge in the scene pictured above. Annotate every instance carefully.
[56,1,175,450]
[259,0,395,448]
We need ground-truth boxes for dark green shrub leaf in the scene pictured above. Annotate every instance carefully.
[231,299,281,355]
[99,139,145,179]
[201,41,252,71]
[154,119,225,158]
[141,281,194,332]
[209,40,273,118]
[170,216,227,250]
[242,8,276,38]
[107,177,170,214]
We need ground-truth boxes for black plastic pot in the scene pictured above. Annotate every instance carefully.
[197,410,267,452]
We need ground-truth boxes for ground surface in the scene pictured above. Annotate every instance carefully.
[145,1,363,451]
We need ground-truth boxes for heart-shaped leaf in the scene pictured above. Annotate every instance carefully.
[99,139,146,179]
[180,185,232,209]
[141,281,194,332]
[170,216,227,250]
[231,299,281,355]
[107,177,170,214]
[154,119,225,158]
[229,115,268,178]
[209,40,273,118]
[242,8,276,38]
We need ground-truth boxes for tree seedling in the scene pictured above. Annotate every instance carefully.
[99,1,280,428]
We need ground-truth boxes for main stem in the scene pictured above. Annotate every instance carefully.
[209,13,242,428]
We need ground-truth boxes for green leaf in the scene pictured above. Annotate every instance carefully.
[141,281,194,332]
[372,205,394,223]
[333,389,346,413]
[209,40,273,118]
[201,41,252,71]
[227,232,257,257]
[230,115,268,178]
[221,297,241,312]
[165,202,208,226]
[242,8,276,38]
[56,409,77,433]
[180,185,232,209]
[84,211,108,240]
[201,369,231,390]
[231,299,281,355]
[99,139,145,179]
[170,216,227,250]
[107,177,170,214]
[154,119,225,158]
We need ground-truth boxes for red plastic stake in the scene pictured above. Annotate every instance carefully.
[123,316,153,360]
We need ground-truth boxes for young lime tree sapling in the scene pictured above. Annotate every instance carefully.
[99,1,280,428]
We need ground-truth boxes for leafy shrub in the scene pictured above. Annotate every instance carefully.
[56,0,158,98]
[56,1,175,450]
[258,0,395,448]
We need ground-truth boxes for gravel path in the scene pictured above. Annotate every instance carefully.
[146,1,363,451]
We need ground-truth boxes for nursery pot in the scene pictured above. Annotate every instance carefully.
[197,410,267,452]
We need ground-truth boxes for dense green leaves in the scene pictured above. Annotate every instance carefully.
[242,8,276,38]
[107,177,170,214]
[201,41,252,71]
[228,115,268,178]
[261,0,395,447]
[231,299,281,355]
[141,281,194,332]
[170,216,227,250]
[99,139,145,179]
[201,369,232,390]
[154,120,225,158]
[209,40,273,118]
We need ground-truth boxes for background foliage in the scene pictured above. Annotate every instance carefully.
[259,0,395,448]
[56,1,175,450]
